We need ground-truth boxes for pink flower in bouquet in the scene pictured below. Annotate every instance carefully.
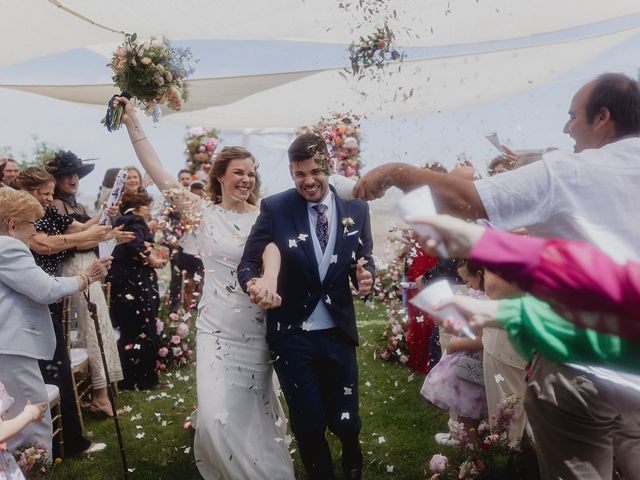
[399,354,409,364]
[171,335,181,345]
[198,145,206,153]
[484,433,500,445]
[156,318,164,335]
[158,363,167,371]
[344,165,358,178]
[429,453,448,473]
[158,347,169,358]
[391,324,403,336]
[176,322,190,339]
[343,136,359,150]
[204,138,218,152]
[450,421,469,448]
[169,312,179,322]
[458,459,480,479]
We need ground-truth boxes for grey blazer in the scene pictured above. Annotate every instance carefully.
[0,236,78,360]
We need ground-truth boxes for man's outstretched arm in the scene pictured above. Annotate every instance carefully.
[353,162,487,220]
[238,200,274,293]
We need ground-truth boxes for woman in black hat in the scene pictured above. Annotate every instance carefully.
[46,151,125,418]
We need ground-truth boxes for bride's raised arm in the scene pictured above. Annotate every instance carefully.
[115,96,200,210]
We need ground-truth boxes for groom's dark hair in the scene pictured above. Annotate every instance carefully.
[288,133,330,163]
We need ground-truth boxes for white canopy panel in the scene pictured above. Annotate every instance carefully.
[2,28,636,129]
[1,1,639,67]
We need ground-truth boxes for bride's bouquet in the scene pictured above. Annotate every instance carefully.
[103,33,196,131]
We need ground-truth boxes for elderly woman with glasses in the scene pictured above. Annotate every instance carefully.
[0,188,110,457]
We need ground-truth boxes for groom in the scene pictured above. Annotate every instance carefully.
[238,133,375,479]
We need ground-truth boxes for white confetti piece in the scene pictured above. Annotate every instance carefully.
[378,436,385,444]
[341,412,350,420]
[183,447,191,454]
[330,254,338,264]
[344,387,353,395]
[135,432,145,439]
[289,239,298,248]
[386,465,394,473]
[125,294,134,300]
[416,315,424,323]
[494,373,505,384]
[301,321,312,331]
[365,381,372,387]
[298,234,308,241]
[325,295,331,305]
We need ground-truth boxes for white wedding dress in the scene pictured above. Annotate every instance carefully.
[192,202,294,480]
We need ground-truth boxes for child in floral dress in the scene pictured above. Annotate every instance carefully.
[0,382,47,480]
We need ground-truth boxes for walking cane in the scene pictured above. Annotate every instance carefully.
[83,289,131,479]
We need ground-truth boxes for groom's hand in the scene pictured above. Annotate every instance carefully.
[355,263,373,296]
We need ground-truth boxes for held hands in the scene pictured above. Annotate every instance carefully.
[434,296,501,335]
[355,262,373,296]
[24,401,47,422]
[247,277,282,310]
[404,214,485,259]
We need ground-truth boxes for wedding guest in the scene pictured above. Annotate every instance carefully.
[0,381,47,480]
[0,188,110,457]
[0,158,19,187]
[46,152,124,418]
[355,73,640,479]
[480,269,528,448]
[420,322,486,444]
[178,169,192,187]
[122,165,143,194]
[108,189,166,390]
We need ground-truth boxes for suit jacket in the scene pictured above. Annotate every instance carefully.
[238,186,375,345]
[0,236,78,359]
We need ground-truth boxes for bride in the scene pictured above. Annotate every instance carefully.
[115,97,295,479]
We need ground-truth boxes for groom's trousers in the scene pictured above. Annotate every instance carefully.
[270,327,362,480]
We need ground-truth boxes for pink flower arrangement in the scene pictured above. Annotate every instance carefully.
[429,454,448,473]
[171,335,181,345]
[158,347,169,358]
[157,309,194,371]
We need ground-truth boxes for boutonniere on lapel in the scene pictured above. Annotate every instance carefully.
[341,216,355,238]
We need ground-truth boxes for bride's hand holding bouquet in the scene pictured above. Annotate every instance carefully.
[103,33,196,131]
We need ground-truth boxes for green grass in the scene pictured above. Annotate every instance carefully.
[54,303,452,479]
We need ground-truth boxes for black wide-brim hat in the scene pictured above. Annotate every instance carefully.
[45,150,95,179]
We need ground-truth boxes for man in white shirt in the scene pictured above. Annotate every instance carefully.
[353,73,640,479]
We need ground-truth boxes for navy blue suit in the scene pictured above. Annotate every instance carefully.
[238,186,374,479]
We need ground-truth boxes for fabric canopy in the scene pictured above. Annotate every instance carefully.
[1,0,639,68]
[4,28,636,129]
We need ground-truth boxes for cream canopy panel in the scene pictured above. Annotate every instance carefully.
[162,28,640,128]
[1,1,639,68]
[1,28,635,129]
[0,69,321,112]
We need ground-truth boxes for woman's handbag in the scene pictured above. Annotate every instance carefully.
[455,355,484,386]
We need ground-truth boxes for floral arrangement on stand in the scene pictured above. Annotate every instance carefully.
[427,395,532,480]
[13,442,59,479]
[373,254,408,363]
[104,33,196,131]
[184,126,220,176]
[298,112,364,178]
[156,311,194,371]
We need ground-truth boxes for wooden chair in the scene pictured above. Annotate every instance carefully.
[46,383,63,458]
[62,294,92,432]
